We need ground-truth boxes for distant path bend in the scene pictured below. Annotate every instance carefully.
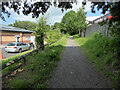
[49,36,111,88]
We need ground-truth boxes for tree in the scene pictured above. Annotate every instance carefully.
[1,1,74,21]
[1,1,120,23]
[75,6,87,37]
[83,1,120,71]
[61,10,78,35]
[82,2,120,36]
[53,22,61,30]
[9,21,38,31]
[61,8,87,35]
[34,16,48,49]
[46,28,61,43]
[85,2,120,21]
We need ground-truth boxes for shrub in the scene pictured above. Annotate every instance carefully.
[2,35,67,88]
[74,32,120,89]
[46,29,61,43]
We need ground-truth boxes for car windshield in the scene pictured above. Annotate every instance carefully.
[7,43,16,46]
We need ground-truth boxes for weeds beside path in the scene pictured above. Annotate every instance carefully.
[2,35,67,88]
[49,36,111,88]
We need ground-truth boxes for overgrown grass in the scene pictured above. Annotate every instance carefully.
[1,54,33,77]
[2,35,67,88]
[73,33,120,89]
[46,28,61,43]
[1,49,36,77]
[0,49,35,66]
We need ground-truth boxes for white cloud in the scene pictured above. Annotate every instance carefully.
[85,2,92,11]
[4,1,93,25]
[71,0,92,12]
[13,14,37,22]
[45,0,93,25]
[48,15,63,25]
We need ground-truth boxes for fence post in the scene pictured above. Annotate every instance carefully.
[23,57,26,65]
[36,49,38,53]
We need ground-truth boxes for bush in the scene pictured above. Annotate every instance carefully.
[80,33,118,67]
[2,35,67,88]
[74,32,120,89]
[46,29,61,43]
[73,34,79,39]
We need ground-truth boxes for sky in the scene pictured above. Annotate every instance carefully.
[0,1,106,26]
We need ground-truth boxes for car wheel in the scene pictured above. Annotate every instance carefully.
[19,49,22,53]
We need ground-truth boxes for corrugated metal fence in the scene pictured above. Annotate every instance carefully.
[85,23,110,37]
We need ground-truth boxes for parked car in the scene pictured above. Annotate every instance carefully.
[5,42,30,53]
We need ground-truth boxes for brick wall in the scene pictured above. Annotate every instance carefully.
[1,31,32,44]
[1,31,18,44]
[22,33,31,43]
[0,31,2,44]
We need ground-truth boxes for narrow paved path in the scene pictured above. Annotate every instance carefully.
[49,37,111,88]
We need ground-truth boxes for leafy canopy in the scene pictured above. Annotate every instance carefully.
[1,1,74,21]
[61,10,77,35]
[9,21,38,31]
[34,16,48,49]
[61,8,87,35]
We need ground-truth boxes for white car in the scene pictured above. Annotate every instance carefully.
[5,42,30,53]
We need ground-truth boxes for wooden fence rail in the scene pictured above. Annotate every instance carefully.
[0,39,59,71]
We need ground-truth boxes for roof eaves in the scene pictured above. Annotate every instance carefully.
[0,24,34,33]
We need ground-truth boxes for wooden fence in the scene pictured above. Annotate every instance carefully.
[0,40,59,71]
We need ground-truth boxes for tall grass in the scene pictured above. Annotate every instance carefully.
[73,33,118,67]
[2,35,67,88]
[46,29,61,43]
[73,33,120,89]
[0,49,35,66]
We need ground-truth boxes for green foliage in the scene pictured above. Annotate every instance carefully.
[96,4,120,64]
[76,7,87,37]
[2,35,67,88]
[84,33,118,66]
[73,34,88,46]
[1,51,34,77]
[61,10,77,35]
[73,34,80,39]
[0,49,34,67]
[46,28,61,43]
[53,22,61,30]
[74,33,120,89]
[34,16,48,49]
[61,7,87,35]
[9,78,28,88]
[87,2,120,68]
[9,20,38,31]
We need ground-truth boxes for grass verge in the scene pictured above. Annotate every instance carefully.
[73,33,120,89]
[2,35,67,88]
[0,49,35,66]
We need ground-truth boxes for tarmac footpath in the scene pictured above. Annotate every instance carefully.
[49,36,111,88]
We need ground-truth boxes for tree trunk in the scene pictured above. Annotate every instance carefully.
[79,30,82,37]
[40,33,44,50]
[83,28,86,37]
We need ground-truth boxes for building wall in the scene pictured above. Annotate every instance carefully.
[0,31,2,44]
[85,23,110,37]
[22,33,31,43]
[1,31,32,44]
